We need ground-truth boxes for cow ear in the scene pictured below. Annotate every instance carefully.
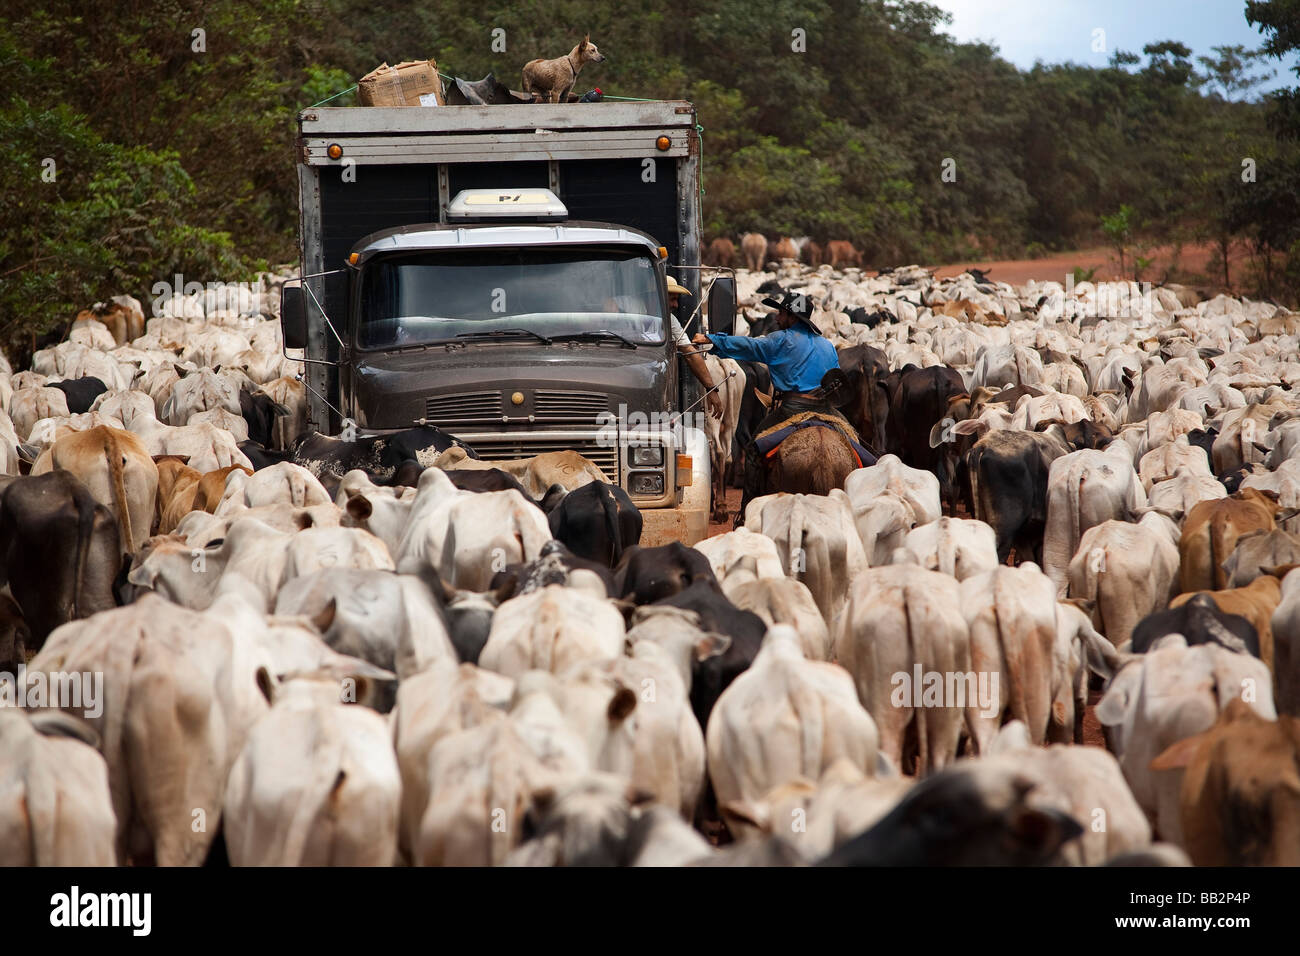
[1262,563,1300,579]
[607,685,637,722]
[694,632,730,662]
[255,666,276,705]
[720,799,771,833]
[310,598,337,634]
[625,784,656,807]
[345,494,373,522]
[1007,804,1083,855]
[1150,734,1202,772]
[492,573,519,605]
[1094,686,1131,726]
[173,363,187,378]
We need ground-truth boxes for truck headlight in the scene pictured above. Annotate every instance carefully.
[630,445,664,466]
[629,472,665,496]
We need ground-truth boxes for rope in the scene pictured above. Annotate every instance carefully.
[308,85,357,108]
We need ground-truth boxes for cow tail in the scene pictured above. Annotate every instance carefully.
[105,430,132,555]
[282,739,343,865]
[24,730,59,864]
[904,583,928,771]
[992,573,1027,729]
[71,494,96,620]
[1210,513,1220,590]
[790,674,825,782]
[599,482,622,566]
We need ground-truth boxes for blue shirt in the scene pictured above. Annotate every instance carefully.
[706,323,839,393]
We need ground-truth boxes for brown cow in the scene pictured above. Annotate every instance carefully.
[1151,699,1300,866]
[1169,574,1284,671]
[826,240,862,270]
[155,456,203,534]
[705,237,738,269]
[32,426,158,554]
[741,233,766,272]
[802,240,824,268]
[767,236,798,264]
[1179,488,1286,593]
[194,464,254,513]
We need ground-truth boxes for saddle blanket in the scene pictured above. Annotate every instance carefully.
[755,416,877,468]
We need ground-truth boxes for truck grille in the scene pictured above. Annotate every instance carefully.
[424,391,502,424]
[533,390,610,422]
[468,436,617,481]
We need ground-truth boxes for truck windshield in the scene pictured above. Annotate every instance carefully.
[357,247,667,349]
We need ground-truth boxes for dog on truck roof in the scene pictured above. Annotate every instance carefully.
[522,34,607,104]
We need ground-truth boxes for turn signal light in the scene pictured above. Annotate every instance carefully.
[656,135,671,151]
[676,454,693,487]
[348,252,359,265]
[327,143,344,160]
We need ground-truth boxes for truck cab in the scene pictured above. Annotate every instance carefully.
[282,102,732,544]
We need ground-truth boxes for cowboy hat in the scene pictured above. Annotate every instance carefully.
[760,290,822,335]
[665,275,691,296]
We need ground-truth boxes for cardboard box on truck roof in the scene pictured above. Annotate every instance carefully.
[357,60,445,107]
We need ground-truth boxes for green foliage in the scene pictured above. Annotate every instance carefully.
[5,0,1300,349]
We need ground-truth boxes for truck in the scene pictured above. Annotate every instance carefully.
[279,100,736,546]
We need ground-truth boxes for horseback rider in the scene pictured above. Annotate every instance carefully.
[692,290,847,513]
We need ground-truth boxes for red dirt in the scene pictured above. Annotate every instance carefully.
[925,240,1251,291]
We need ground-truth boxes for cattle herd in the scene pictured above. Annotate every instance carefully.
[1,256,1299,868]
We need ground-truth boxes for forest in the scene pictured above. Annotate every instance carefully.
[2,0,1299,347]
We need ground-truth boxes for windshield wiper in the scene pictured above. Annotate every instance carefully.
[550,329,639,348]
[454,328,553,345]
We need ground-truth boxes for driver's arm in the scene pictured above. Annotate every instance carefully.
[698,329,783,365]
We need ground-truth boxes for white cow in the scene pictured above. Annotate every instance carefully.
[706,627,879,838]
[223,676,401,865]
[1042,443,1147,595]
[744,490,868,632]
[0,710,117,865]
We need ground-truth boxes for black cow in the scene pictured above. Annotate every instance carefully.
[548,480,641,566]
[1185,427,1218,469]
[846,307,892,329]
[0,593,28,675]
[1130,594,1260,657]
[1217,462,1268,495]
[654,579,766,731]
[616,541,718,606]
[0,472,121,649]
[819,763,1083,866]
[490,540,620,600]
[238,389,291,449]
[837,343,890,452]
[890,365,968,509]
[730,360,773,487]
[445,467,566,514]
[48,376,108,414]
[963,429,1072,563]
[290,425,476,483]
[238,440,296,471]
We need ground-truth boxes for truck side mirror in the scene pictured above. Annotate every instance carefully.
[281,280,307,350]
[708,277,736,338]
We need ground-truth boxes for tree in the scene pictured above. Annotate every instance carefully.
[1246,0,1300,137]
[1101,205,1135,279]
[1197,44,1276,100]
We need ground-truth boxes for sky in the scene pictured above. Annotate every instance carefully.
[928,0,1298,98]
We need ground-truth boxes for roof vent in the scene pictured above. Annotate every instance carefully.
[447,188,568,221]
